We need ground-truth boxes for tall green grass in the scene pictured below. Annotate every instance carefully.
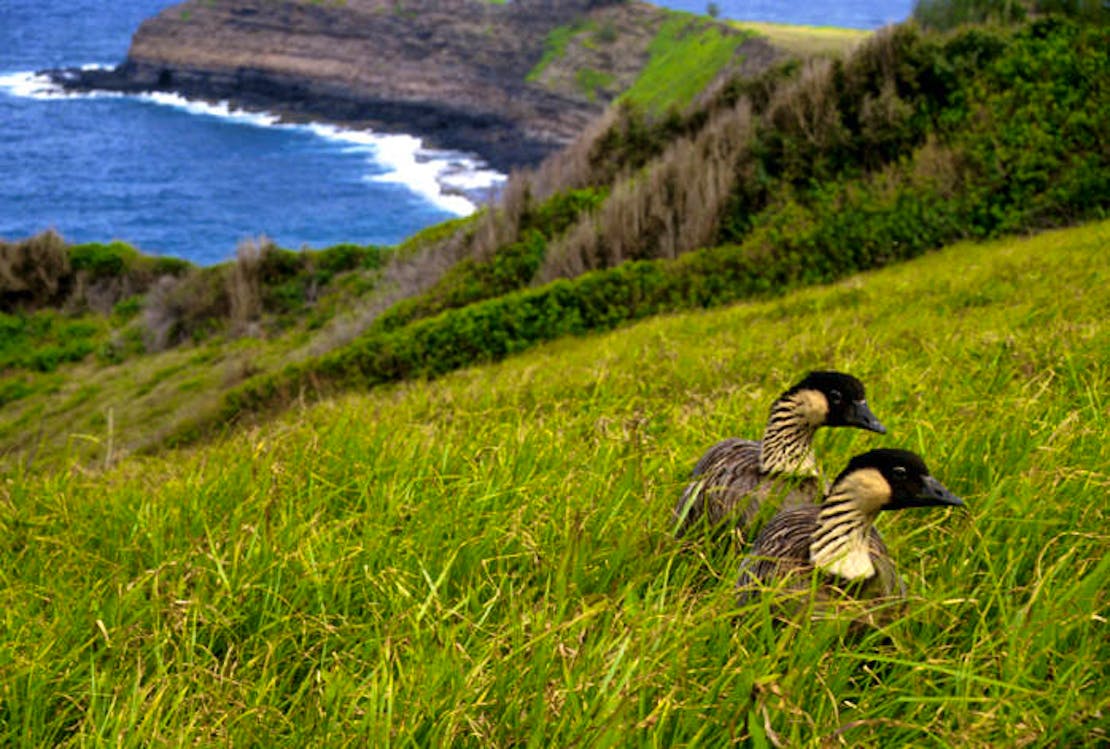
[621,17,754,112]
[1,221,1107,745]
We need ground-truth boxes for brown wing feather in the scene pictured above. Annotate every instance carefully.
[674,438,820,541]
[674,439,762,538]
[737,506,907,609]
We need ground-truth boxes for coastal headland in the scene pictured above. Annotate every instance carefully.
[47,0,757,171]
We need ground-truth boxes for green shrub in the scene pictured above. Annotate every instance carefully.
[913,0,1026,30]
[68,241,139,280]
[523,187,608,238]
[111,296,143,322]
[0,378,34,406]
[26,341,95,373]
[953,18,1110,232]
[314,243,381,275]
[913,0,1108,31]
[0,311,106,373]
[0,231,71,311]
[148,255,192,277]
[208,14,1108,429]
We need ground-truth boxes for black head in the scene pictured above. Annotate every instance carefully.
[786,371,886,434]
[835,448,964,512]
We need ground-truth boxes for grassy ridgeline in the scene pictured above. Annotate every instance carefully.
[2,221,1108,744]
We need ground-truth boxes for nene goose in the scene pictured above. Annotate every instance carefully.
[673,371,886,542]
[736,448,963,617]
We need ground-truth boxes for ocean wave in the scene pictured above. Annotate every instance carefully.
[361,132,504,216]
[0,68,504,216]
[0,70,76,98]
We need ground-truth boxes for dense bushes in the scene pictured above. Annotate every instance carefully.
[955,19,1108,232]
[371,188,607,334]
[0,232,193,315]
[140,237,383,349]
[0,311,104,375]
[205,16,1108,431]
[217,174,970,420]
[551,18,1107,269]
[0,231,76,312]
[11,15,1107,444]
[912,0,1107,30]
[0,230,386,360]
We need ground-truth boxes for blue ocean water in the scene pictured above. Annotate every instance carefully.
[0,0,500,265]
[0,1,913,266]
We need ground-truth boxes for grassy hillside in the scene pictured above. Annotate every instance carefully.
[5,15,1103,472]
[2,220,1107,745]
[729,20,868,57]
[526,4,756,112]
[618,15,757,112]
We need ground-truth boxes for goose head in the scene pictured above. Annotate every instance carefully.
[811,448,963,581]
[833,448,964,514]
[783,371,886,434]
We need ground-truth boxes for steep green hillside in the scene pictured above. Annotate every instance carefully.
[2,221,1106,745]
[618,15,757,111]
[2,15,1104,473]
[528,5,759,111]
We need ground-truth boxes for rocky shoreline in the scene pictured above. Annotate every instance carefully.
[46,61,557,173]
[43,0,671,172]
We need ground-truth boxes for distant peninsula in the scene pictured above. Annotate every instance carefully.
[46,0,769,171]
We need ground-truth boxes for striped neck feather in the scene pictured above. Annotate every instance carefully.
[760,392,822,476]
[809,492,877,581]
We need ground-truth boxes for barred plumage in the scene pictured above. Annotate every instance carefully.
[736,503,905,606]
[673,371,886,542]
[736,448,964,621]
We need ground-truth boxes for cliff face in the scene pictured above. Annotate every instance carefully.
[52,0,683,170]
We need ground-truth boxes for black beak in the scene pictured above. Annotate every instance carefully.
[917,475,965,508]
[847,399,887,434]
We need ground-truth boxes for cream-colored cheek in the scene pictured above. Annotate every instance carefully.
[836,468,891,513]
[795,389,829,426]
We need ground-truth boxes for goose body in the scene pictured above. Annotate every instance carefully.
[674,371,886,542]
[679,437,821,537]
[735,503,906,605]
[736,448,964,617]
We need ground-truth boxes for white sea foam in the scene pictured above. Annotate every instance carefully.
[364,133,506,216]
[0,70,67,99]
[0,67,122,100]
[139,90,284,129]
[0,67,505,215]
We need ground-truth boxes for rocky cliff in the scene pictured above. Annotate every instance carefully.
[49,0,700,170]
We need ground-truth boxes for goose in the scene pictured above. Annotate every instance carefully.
[736,448,964,615]
[673,371,886,542]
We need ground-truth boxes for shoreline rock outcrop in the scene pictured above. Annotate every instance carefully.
[46,0,689,171]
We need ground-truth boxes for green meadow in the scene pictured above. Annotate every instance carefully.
[727,20,868,57]
[2,220,1107,745]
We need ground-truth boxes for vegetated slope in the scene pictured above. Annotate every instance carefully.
[3,15,1105,471]
[206,16,1108,439]
[0,233,403,472]
[2,221,1107,745]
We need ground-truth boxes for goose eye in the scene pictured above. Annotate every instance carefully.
[892,465,907,479]
[829,389,843,406]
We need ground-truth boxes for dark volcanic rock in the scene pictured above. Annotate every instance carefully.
[46,0,662,171]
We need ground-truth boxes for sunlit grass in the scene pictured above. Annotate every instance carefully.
[621,16,756,112]
[730,20,870,57]
[1,221,1107,744]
